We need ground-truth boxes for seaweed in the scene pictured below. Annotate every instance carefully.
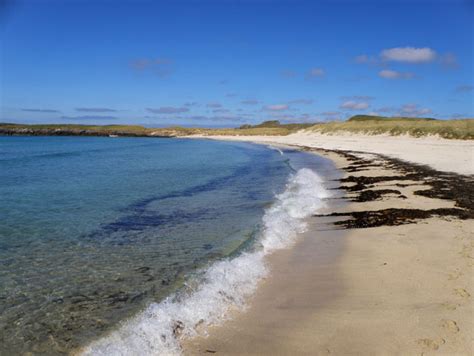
[308,147,474,228]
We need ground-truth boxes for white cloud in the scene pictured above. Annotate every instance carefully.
[378,69,400,79]
[146,107,189,114]
[378,69,414,79]
[400,104,432,117]
[264,104,289,111]
[341,95,374,101]
[340,101,369,110]
[287,99,314,105]
[381,47,436,63]
[307,68,325,78]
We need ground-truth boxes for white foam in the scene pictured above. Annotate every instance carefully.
[269,145,284,155]
[81,168,330,356]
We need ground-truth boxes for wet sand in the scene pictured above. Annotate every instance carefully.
[183,146,473,355]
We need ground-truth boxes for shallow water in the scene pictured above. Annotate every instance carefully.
[0,136,337,354]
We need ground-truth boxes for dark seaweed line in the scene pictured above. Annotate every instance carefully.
[304,146,474,229]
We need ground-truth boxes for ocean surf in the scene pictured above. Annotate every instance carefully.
[0,136,336,354]
[82,167,332,355]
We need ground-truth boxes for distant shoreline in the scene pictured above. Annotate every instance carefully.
[0,126,176,138]
[2,115,474,140]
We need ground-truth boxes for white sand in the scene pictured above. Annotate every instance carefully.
[190,132,474,175]
[184,149,474,356]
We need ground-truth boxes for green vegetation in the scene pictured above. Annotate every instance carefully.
[1,116,473,139]
[0,123,188,137]
[347,115,436,122]
[0,121,312,137]
[309,116,474,140]
[239,120,315,130]
[0,123,151,134]
[200,126,294,136]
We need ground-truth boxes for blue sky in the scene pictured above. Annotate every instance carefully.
[1,0,473,127]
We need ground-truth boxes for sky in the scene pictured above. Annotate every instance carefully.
[1,0,473,127]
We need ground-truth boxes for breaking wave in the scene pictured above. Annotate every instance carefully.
[82,168,331,355]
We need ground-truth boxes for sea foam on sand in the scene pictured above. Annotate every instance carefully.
[82,168,331,355]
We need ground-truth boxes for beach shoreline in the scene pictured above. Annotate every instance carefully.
[182,135,473,355]
[186,132,474,176]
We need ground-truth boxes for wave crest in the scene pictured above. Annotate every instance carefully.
[82,168,330,356]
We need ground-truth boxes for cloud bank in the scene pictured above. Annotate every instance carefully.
[381,47,436,63]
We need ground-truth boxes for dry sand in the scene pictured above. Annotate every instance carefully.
[183,136,473,355]
[188,132,474,175]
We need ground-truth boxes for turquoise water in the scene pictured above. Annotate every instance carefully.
[0,136,336,355]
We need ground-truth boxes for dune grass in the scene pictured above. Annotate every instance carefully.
[308,116,474,140]
[198,127,295,136]
[194,120,315,136]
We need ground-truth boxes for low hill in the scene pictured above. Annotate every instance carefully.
[0,123,193,137]
[308,116,474,140]
[347,115,436,122]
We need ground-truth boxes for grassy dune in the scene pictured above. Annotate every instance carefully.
[1,116,473,139]
[308,116,474,140]
[196,121,317,136]
[196,116,474,139]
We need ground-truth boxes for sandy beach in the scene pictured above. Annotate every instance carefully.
[189,132,474,175]
[183,133,473,355]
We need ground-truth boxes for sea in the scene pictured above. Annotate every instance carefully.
[0,136,337,355]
